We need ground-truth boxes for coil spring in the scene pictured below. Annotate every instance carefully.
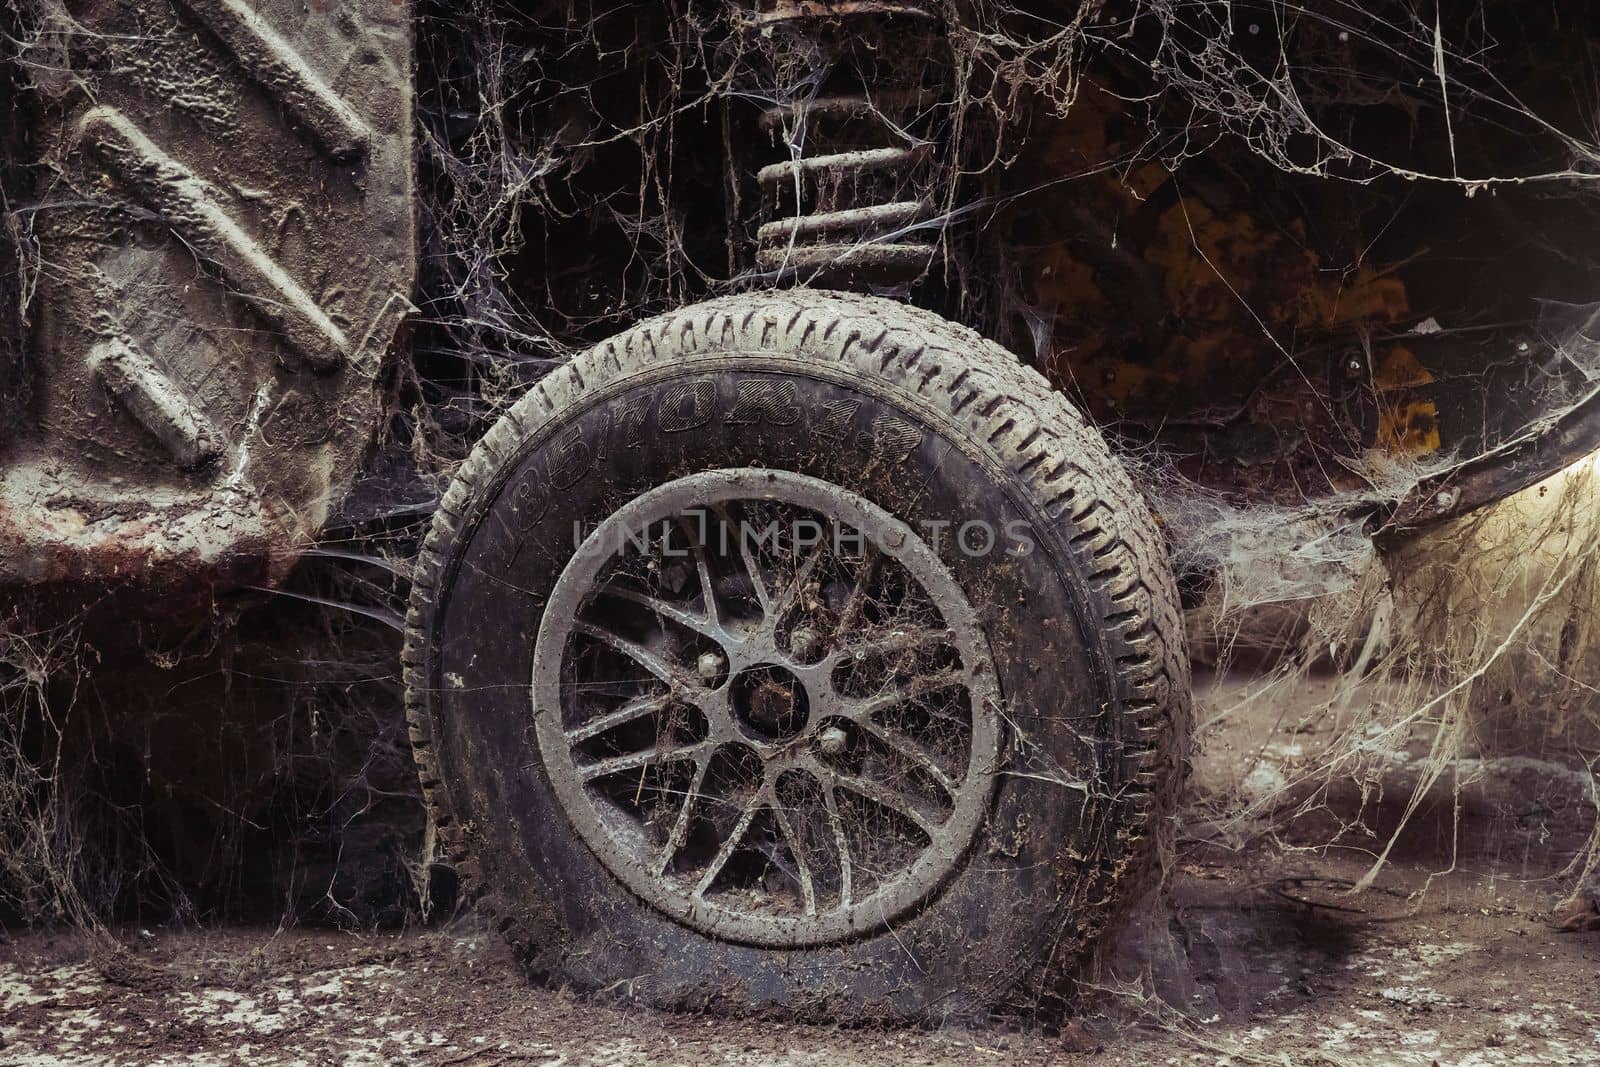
[753,1,945,285]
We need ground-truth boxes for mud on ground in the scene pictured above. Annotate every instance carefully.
[1,677,1597,1066]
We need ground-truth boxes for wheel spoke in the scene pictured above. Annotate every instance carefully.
[822,782,854,907]
[653,755,710,876]
[673,512,723,627]
[768,528,829,626]
[832,545,881,638]
[711,502,773,615]
[572,621,693,688]
[594,581,720,639]
[565,692,675,745]
[694,795,764,897]
[841,669,966,720]
[579,741,707,783]
[831,626,955,668]
[830,771,939,838]
[857,720,958,797]
[770,800,818,915]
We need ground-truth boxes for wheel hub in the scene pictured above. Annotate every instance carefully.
[732,664,810,742]
[533,469,1001,947]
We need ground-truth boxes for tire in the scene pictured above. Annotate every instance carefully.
[403,291,1190,1022]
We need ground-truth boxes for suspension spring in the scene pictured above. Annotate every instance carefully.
[752,0,949,286]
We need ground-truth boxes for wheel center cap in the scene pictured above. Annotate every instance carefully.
[731,663,810,742]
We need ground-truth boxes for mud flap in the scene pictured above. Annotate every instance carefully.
[0,0,416,590]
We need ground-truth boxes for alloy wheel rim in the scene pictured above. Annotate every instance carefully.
[533,468,1000,947]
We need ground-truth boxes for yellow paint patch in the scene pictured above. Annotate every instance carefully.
[1373,344,1434,389]
[1375,398,1442,456]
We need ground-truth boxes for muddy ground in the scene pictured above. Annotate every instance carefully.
[2,674,1597,1066]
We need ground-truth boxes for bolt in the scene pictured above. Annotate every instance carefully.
[697,651,725,682]
[816,725,849,755]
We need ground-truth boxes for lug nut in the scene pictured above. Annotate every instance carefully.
[816,725,849,755]
[697,651,725,682]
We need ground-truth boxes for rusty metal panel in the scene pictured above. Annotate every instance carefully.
[1,0,416,590]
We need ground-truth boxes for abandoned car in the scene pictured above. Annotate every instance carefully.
[2,0,1597,1021]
